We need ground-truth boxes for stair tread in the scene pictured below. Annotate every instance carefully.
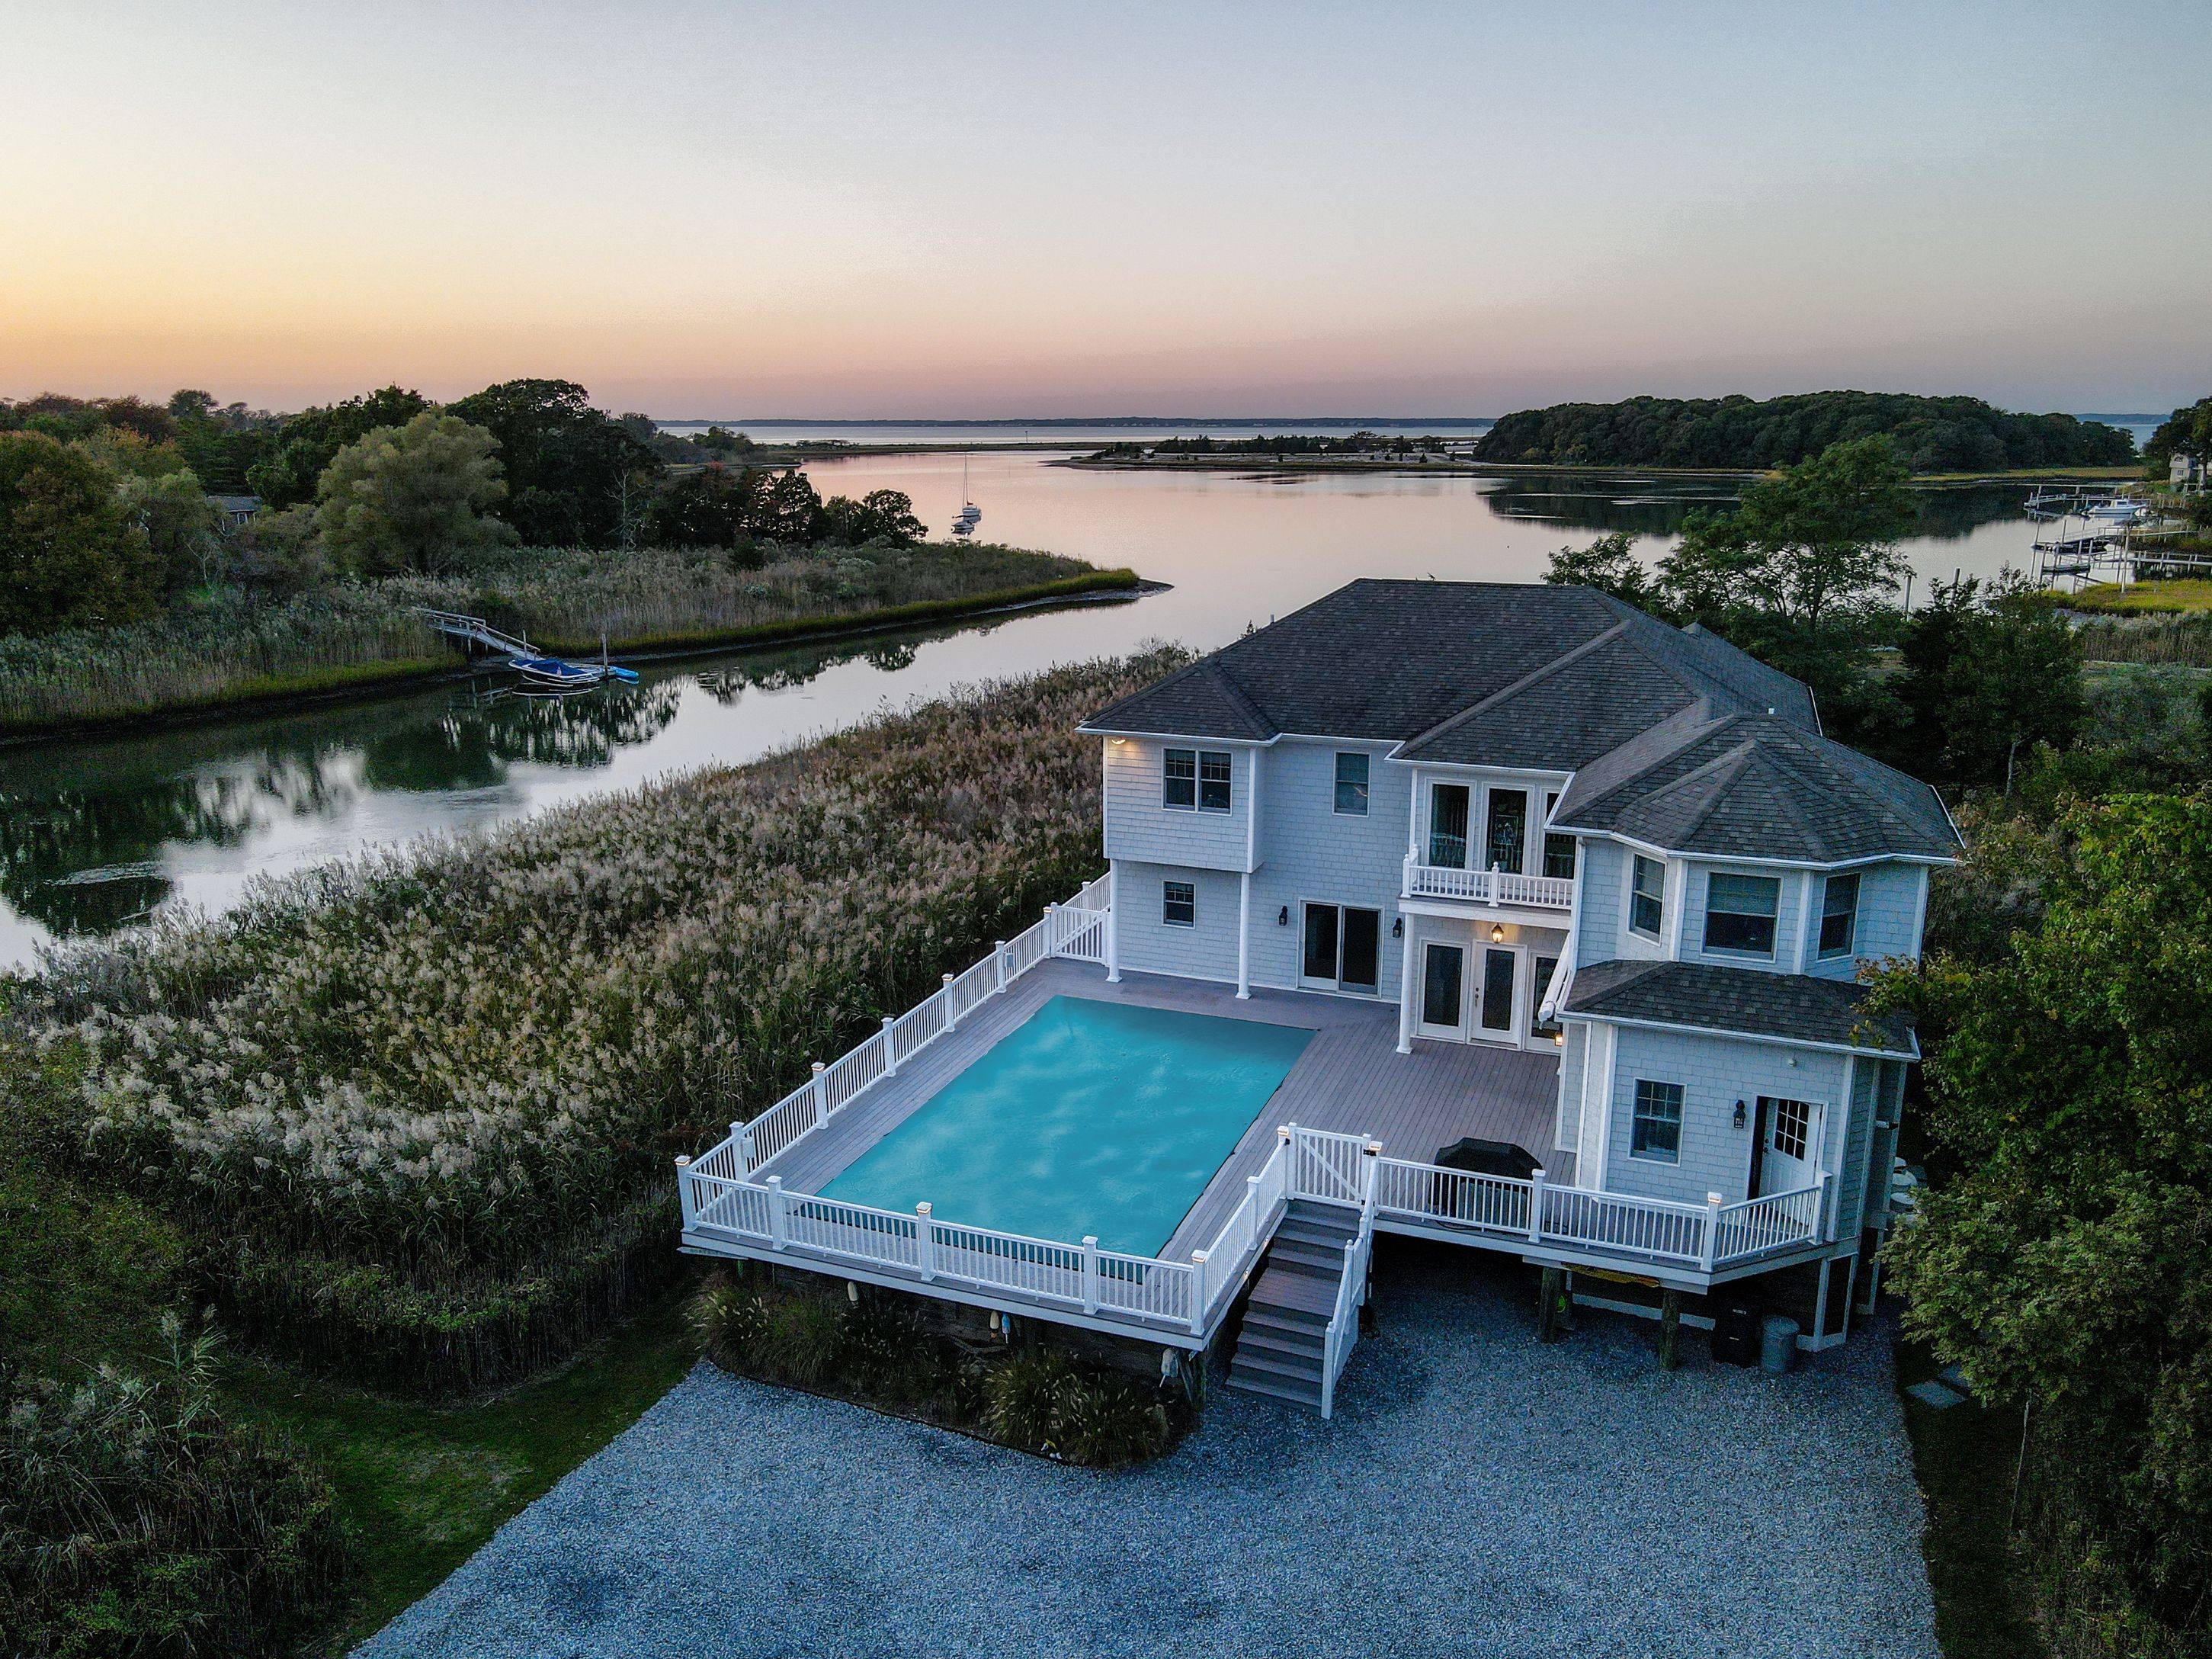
[1276,1218,1360,1246]
[1243,1304,1329,1336]
[1239,1326,1326,1361]
[1232,1349,1323,1384]
[1224,1371,1323,1407]
[1252,1266,1340,1315]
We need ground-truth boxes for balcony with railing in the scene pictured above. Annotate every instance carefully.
[1402,852,1573,910]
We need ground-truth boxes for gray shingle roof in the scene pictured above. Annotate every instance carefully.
[1080,579,1816,749]
[1562,958,1915,1054]
[1550,711,1958,863]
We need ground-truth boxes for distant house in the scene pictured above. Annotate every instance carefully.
[2171,453,2207,489]
[206,494,261,534]
[678,580,1959,1414]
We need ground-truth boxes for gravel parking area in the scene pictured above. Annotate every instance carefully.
[361,1244,1938,1659]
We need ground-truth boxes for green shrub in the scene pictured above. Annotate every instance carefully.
[980,1349,1172,1468]
[982,1349,1079,1451]
[762,1296,845,1389]
[0,1316,347,1658]
[688,1274,770,1374]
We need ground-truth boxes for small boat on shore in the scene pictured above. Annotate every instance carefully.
[508,655,640,691]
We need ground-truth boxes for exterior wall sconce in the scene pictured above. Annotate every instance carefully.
[1391,916,1403,938]
[1489,922,1506,943]
[1278,906,1289,926]
[1733,1099,1748,1130]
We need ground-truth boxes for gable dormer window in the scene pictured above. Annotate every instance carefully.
[1629,855,1665,939]
[1819,871,1861,958]
[1704,871,1781,957]
[1163,747,1233,812]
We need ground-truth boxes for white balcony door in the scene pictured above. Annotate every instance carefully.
[1470,944,1523,1045]
[1755,1096,1826,1195]
[1416,942,1468,1038]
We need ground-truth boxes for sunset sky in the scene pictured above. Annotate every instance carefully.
[5,2,2207,417]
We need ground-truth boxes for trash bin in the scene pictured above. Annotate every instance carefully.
[1760,1314,1800,1374]
[1710,1301,1762,1367]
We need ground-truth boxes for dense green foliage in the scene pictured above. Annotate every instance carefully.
[33,653,1177,1394]
[641,464,922,554]
[1,1318,348,1659]
[2140,395,2210,478]
[1087,430,1460,460]
[444,378,659,547]
[0,434,165,637]
[1479,391,2136,472]
[691,1270,1175,1468]
[313,411,515,576]
[1877,791,2212,1657]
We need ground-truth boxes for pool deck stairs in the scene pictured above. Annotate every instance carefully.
[1226,1200,1362,1411]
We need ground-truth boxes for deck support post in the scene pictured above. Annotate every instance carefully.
[1236,871,1251,999]
[1817,1169,1835,1242]
[1527,1168,1547,1243]
[809,1062,826,1119]
[915,1202,934,1281]
[1045,903,1060,959]
[1537,1265,1565,1343]
[941,972,957,1029]
[1081,1236,1101,1314]
[1189,1251,1209,1334]
[1395,919,1416,1054]
[1105,868,1120,983]
[1657,1287,1682,1371]
[1700,1192,1723,1272]
[881,1015,899,1076]
[766,1176,787,1251]
[675,1157,695,1229]
[995,941,1008,993]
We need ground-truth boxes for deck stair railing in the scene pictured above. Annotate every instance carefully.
[413,606,532,658]
[1402,855,1572,910]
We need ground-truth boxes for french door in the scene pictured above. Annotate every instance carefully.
[1755,1096,1826,1195]
[1428,784,1470,868]
[1472,945,1521,1044]
[1418,942,1467,1037]
[1301,903,1381,993]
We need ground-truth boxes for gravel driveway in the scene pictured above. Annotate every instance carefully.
[361,1245,1938,1659]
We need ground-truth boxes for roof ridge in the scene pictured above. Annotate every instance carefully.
[1569,713,1741,821]
[1749,722,1926,847]
[1397,618,1631,753]
[1202,658,1274,736]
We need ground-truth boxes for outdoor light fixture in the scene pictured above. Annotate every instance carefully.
[1733,1099,1748,1130]
[1391,916,1403,938]
[1490,922,1505,942]
[1278,906,1289,926]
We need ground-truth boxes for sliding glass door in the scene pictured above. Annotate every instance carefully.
[1301,902,1380,993]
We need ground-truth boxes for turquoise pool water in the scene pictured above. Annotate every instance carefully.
[819,996,1314,1256]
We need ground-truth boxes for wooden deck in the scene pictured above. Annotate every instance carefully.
[753,960,1564,1264]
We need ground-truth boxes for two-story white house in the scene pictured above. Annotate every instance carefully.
[678,579,1957,1414]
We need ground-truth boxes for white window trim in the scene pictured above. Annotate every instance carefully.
[1816,871,1861,961]
[1701,868,1783,961]
[1332,751,1371,817]
[1627,854,1666,942]
[1162,747,1196,811]
[1628,1077,1685,1164]
[1162,879,1196,928]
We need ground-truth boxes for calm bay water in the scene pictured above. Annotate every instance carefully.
[0,453,2053,966]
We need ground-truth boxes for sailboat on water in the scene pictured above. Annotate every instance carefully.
[951,455,982,537]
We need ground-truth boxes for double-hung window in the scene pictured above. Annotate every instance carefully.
[1630,1080,1684,1162]
[1818,871,1861,959]
[1333,752,1370,816]
[1704,871,1781,957]
[1162,748,1232,812]
[1629,855,1665,939]
[1162,880,1196,928]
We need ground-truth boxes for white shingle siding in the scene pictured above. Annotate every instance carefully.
[1599,1025,1848,1208]
[1111,861,1244,984]
[1577,838,1668,966]
[1555,1022,1588,1154]
[1245,740,1410,995]
[1102,737,1254,872]
[1803,862,1925,977]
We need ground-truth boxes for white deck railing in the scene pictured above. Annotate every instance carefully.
[1371,1153,1829,1270]
[1403,855,1572,910]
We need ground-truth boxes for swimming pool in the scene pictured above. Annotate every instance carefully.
[819,996,1314,1256]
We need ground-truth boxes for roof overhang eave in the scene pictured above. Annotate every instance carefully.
[1557,1006,1919,1062]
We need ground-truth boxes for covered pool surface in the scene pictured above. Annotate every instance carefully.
[819,995,1313,1256]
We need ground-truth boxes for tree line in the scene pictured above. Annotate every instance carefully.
[0,382,922,637]
[1479,390,2137,473]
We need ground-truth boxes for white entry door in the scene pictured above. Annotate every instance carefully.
[1757,1096,1826,1195]
[1416,942,1468,1038]
[1470,945,1523,1045]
